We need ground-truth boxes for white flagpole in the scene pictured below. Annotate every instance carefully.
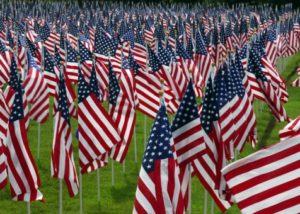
[111,160,115,186]
[27,202,30,214]
[134,126,137,163]
[79,173,83,214]
[123,160,126,174]
[144,115,147,150]
[97,170,100,203]
[204,190,208,214]
[37,123,41,159]
[210,197,215,214]
[59,179,63,214]
[187,164,192,214]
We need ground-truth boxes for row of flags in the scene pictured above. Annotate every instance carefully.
[0,1,298,213]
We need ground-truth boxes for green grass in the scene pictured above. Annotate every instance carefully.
[1,52,300,214]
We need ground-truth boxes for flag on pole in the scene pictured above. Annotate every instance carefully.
[5,78,43,201]
[51,74,79,197]
[78,70,121,174]
[133,103,185,214]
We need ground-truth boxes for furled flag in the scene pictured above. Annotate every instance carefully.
[0,40,11,86]
[4,57,30,129]
[51,74,79,197]
[78,70,121,174]
[78,40,93,80]
[133,103,185,214]
[65,42,79,83]
[222,134,300,214]
[192,77,232,212]
[171,79,206,166]
[5,76,43,201]
[44,48,60,96]
[0,89,10,190]
[248,46,288,121]
[108,61,136,163]
[194,31,213,87]
[23,52,49,123]
[171,79,207,209]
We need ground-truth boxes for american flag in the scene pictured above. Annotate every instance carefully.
[26,37,42,67]
[23,52,49,123]
[17,35,27,71]
[192,77,232,212]
[108,61,136,163]
[0,40,11,86]
[65,42,79,83]
[148,45,179,114]
[78,70,121,174]
[194,31,212,87]
[43,48,60,96]
[240,18,248,48]
[40,22,60,55]
[94,31,114,64]
[158,41,181,99]
[67,21,79,48]
[5,57,30,129]
[248,46,288,122]
[230,60,256,154]
[222,134,300,214]
[51,74,79,197]
[0,89,10,190]
[132,53,161,118]
[265,28,278,66]
[171,79,206,166]
[279,116,300,141]
[131,31,147,70]
[171,79,207,210]
[78,40,93,80]
[5,79,44,201]
[133,103,185,214]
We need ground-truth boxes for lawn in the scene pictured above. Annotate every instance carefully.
[0,52,300,214]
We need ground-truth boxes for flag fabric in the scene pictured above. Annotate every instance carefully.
[279,116,300,141]
[248,46,288,122]
[171,79,206,166]
[0,41,11,86]
[44,48,60,96]
[5,79,43,201]
[23,52,49,123]
[133,103,185,214]
[192,77,232,212]
[0,89,10,190]
[65,42,79,83]
[78,70,121,174]
[194,31,213,87]
[222,134,300,214]
[78,40,93,81]
[51,74,79,197]
[108,62,136,163]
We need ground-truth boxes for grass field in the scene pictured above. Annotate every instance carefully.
[0,52,300,214]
